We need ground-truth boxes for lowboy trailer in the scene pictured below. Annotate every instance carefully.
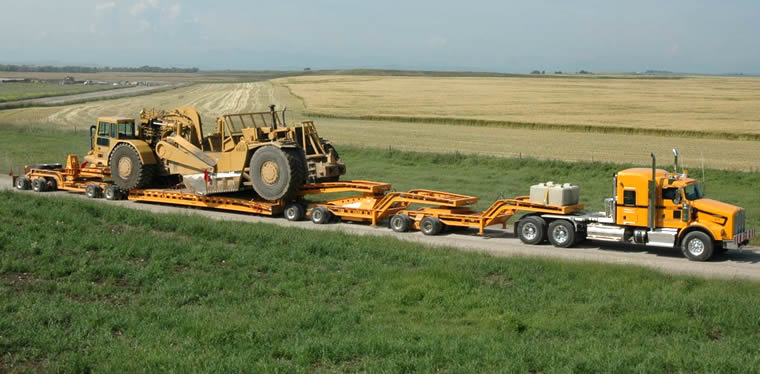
[11,150,755,262]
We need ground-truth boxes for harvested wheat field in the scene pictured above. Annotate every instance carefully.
[277,75,760,137]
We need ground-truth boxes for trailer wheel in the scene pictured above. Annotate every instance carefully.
[31,178,47,192]
[85,184,102,199]
[14,176,31,190]
[517,216,546,245]
[310,207,332,224]
[390,214,411,232]
[284,202,306,221]
[104,185,122,201]
[681,231,714,261]
[45,177,57,191]
[547,220,576,248]
[419,216,443,236]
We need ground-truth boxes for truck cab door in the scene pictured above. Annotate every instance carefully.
[658,187,688,229]
[616,184,651,226]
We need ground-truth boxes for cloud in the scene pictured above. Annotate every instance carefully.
[425,36,448,49]
[137,19,151,32]
[168,3,181,21]
[95,2,116,12]
[130,0,160,16]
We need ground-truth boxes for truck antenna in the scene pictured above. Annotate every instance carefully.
[701,152,706,193]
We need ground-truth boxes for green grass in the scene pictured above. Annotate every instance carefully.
[0,83,120,103]
[1,125,757,245]
[2,191,760,372]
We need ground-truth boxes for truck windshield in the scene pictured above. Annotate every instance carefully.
[684,183,704,200]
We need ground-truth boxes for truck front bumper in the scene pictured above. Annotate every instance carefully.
[723,228,755,250]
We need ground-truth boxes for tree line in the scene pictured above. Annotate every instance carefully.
[0,64,199,73]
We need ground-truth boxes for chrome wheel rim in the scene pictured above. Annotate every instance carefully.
[688,238,705,256]
[553,226,569,244]
[522,223,537,241]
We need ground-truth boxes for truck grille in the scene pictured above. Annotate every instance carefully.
[735,210,745,236]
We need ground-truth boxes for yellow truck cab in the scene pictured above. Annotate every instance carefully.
[516,150,753,261]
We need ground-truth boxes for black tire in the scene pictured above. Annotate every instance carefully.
[104,185,122,201]
[45,178,57,191]
[310,207,332,224]
[681,231,714,261]
[419,216,443,236]
[390,214,411,232]
[517,216,546,245]
[714,242,728,255]
[14,176,31,190]
[249,146,305,201]
[85,184,102,199]
[547,220,577,248]
[284,202,306,221]
[31,178,47,192]
[109,143,154,190]
[29,163,62,170]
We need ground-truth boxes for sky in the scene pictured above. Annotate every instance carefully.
[0,0,758,74]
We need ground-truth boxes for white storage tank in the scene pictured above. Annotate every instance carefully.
[529,182,580,206]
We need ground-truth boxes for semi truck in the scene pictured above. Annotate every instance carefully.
[12,144,754,261]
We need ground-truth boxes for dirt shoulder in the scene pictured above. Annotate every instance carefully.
[2,174,758,281]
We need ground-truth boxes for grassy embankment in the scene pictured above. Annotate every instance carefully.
[3,189,760,372]
[0,126,758,245]
[0,83,120,103]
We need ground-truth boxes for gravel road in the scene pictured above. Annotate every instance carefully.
[2,175,758,281]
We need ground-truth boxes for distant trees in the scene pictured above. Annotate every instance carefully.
[0,64,199,73]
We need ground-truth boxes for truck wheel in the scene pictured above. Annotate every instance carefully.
[104,185,122,201]
[390,214,411,232]
[110,143,154,190]
[517,216,546,245]
[86,184,102,199]
[310,207,332,224]
[284,202,306,221]
[31,178,47,192]
[250,146,305,201]
[547,220,576,248]
[14,176,31,190]
[681,231,714,261]
[419,216,443,236]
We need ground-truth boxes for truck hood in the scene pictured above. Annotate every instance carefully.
[690,198,741,217]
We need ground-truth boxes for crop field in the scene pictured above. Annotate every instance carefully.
[277,75,760,138]
[2,191,760,372]
[0,82,119,103]
[1,73,760,171]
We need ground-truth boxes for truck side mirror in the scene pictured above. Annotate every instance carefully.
[673,188,682,205]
